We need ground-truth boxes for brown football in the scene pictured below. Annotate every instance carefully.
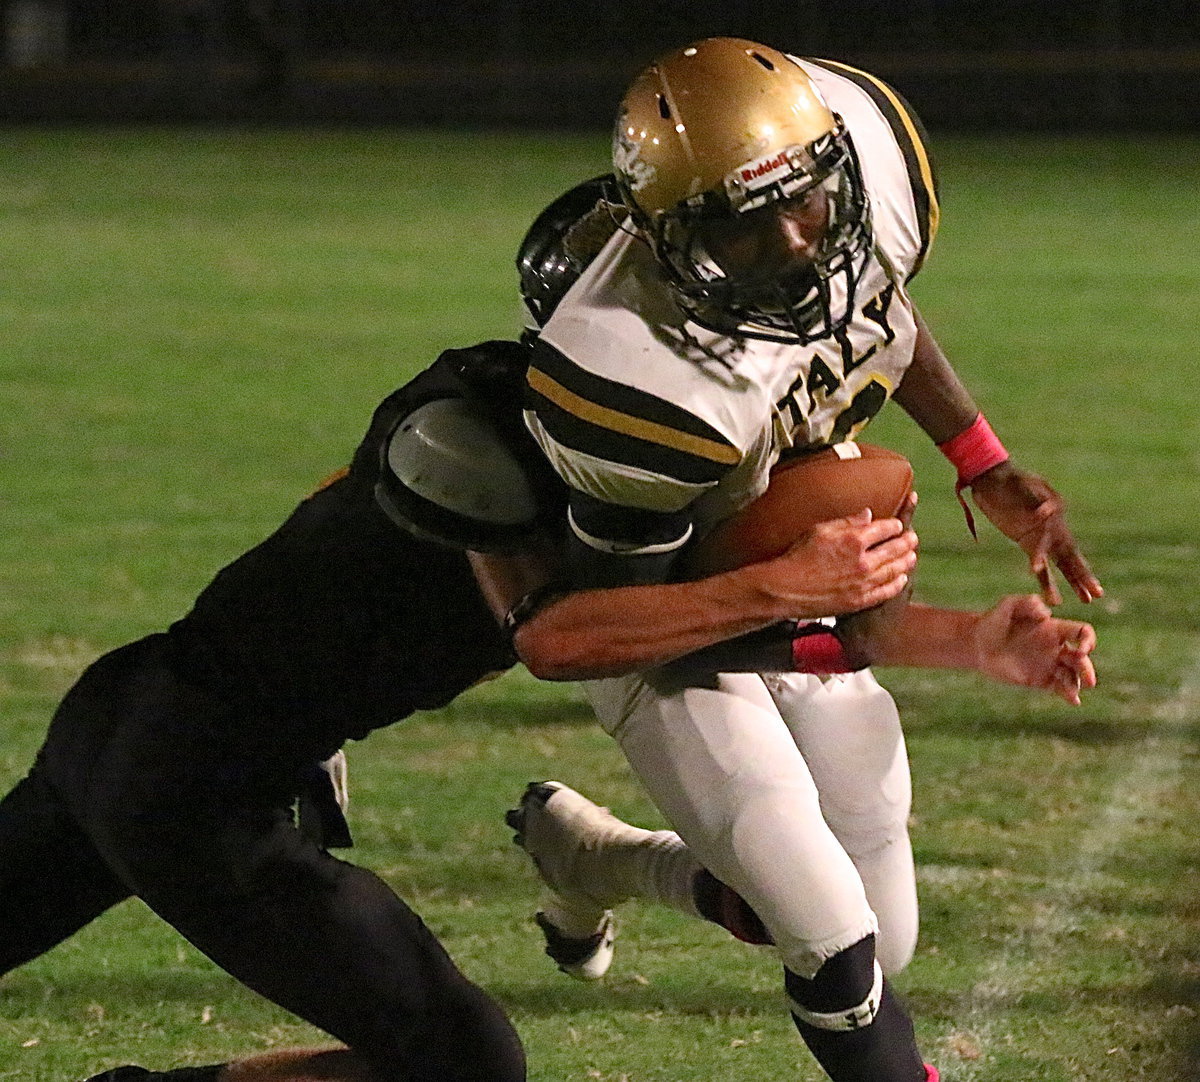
[683,443,914,578]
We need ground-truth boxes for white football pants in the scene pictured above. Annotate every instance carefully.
[584,668,916,979]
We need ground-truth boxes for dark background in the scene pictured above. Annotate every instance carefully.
[2,0,1199,130]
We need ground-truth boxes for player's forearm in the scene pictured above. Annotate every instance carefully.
[468,549,795,681]
[470,513,917,681]
[892,306,981,444]
[863,602,982,671]
[514,567,796,681]
[871,596,1097,704]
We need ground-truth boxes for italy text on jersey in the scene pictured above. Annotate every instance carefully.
[773,279,907,450]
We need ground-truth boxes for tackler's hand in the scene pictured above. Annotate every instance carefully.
[761,508,918,619]
[968,461,1103,605]
[973,594,1097,705]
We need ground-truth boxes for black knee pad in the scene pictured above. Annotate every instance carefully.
[786,934,880,1027]
[785,944,926,1082]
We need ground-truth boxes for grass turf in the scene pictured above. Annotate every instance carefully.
[0,128,1198,1081]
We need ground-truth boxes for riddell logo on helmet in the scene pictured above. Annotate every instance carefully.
[738,151,791,187]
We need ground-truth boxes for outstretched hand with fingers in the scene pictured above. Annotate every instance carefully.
[972,594,1097,705]
[968,462,1103,606]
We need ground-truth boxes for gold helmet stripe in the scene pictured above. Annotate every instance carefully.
[653,66,699,179]
[805,58,940,276]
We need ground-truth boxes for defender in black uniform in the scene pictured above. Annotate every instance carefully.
[0,342,540,1082]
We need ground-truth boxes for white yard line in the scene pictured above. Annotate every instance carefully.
[947,652,1200,1077]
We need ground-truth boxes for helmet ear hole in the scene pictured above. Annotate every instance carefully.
[750,51,775,71]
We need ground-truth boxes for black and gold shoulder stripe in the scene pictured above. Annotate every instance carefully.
[805,57,940,278]
[526,339,740,487]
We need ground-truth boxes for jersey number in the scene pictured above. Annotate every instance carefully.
[830,379,890,444]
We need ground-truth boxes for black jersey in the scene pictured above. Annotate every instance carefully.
[167,344,535,747]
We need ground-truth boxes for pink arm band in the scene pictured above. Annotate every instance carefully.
[791,626,854,674]
[937,413,1009,486]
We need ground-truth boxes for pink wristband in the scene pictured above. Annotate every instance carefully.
[791,626,853,674]
[937,413,1009,486]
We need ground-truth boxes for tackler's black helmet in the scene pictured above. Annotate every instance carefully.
[516,173,625,335]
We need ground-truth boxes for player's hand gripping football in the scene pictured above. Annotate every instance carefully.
[967,461,1103,605]
[972,594,1097,705]
[757,501,918,619]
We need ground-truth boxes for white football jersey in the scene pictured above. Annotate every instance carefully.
[525,58,940,541]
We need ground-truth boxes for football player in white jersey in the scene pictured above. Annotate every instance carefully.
[509,37,1104,1082]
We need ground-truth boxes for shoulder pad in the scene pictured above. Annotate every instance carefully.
[801,58,940,278]
[376,397,544,553]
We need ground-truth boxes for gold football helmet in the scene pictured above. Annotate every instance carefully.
[613,37,871,343]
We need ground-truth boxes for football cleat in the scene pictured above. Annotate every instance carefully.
[534,908,616,983]
[924,1065,940,1082]
[507,780,644,981]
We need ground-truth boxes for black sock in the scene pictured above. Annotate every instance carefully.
[790,981,925,1082]
[691,869,773,944]
[785,939,925,1082]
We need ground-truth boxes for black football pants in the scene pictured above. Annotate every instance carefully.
[0,635,524,1082]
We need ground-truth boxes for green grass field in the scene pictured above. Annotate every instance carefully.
[1,127,1198,1082]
